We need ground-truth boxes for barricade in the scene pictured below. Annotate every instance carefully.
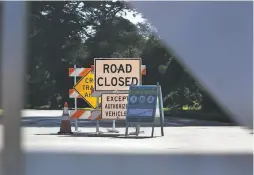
[68,58,147,134]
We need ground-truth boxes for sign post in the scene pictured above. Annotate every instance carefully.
[125,84,164,137]
[95,95,102,134]
[73,65,78,132]
[109,120,117,133]
[157,82,164,136]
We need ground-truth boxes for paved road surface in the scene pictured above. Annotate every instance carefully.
[19,110,234,128]
[0,110,251,153]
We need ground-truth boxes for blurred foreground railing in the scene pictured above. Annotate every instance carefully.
[1,2,27,175]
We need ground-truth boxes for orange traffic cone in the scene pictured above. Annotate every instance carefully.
[58,102,73,134]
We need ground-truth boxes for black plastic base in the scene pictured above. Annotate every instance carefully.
[57,132,73,135]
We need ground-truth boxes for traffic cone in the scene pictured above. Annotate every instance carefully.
[58,102,73,134]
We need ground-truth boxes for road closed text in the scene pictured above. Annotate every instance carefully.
[101,94,128,120]
[95,59,141,91]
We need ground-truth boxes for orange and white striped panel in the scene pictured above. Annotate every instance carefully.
[69,89,82,98]
[91,110,101,120]
[68,68,91,77]
[91,65,95,72]
[70,110,91,120]
[90,65,146,75]
[141,65,146,75]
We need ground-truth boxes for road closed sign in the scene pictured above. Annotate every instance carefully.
[94,58,141,91]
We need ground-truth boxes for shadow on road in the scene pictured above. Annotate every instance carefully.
[0,116,235,128]
[34,132,160,139]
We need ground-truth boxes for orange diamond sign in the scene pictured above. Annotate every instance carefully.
[74,70,101,109]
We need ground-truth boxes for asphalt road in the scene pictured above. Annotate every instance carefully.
[19,110,234,128]
[0,110,251,153]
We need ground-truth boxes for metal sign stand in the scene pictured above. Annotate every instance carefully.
[73,64,79,132]
[95,120,100,133]
[129,124,145,136]
[151,82,164,137]
[95,96,102,134]
[125,84,164,138]
[107,120,119,133]
[107,90,120,133]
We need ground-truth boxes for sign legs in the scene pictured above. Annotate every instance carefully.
[160,116,164,136]
[151,123,155,138]
[151,83,165,137]
[157,83,164,137]
[136,125,140,136]
[74,120,78,132]
[125,124,129,137]
[137,125,145,134]
[95,97,102,134]
[128,124,145,136]
[95,120,103,134]
[107,120,119,133]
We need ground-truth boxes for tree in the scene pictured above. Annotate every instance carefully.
[26,1,138,108]
[84,16,145,64]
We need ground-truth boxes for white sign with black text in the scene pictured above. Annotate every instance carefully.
[101,93,128,120]
[94,58,141,91]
